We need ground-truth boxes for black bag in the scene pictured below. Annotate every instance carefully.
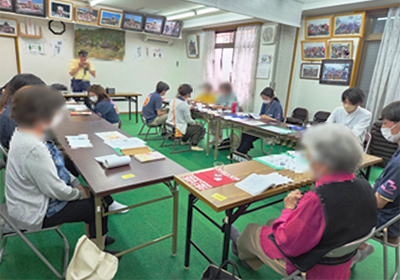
[201,260,242,280]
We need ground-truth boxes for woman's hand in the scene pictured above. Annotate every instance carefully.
[284,190,303,209]
[260,115,274,121]
[77,184,90,199]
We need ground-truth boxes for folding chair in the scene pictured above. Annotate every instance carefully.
[160,123,192,154]
[372,214,400,280]
[138,114,163,141]
[0,204,69,279]
[117,120,123,129]
[283,227,376,279]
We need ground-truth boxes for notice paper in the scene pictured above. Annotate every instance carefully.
[260,126,295,135]
[255,153,310,173]
[66,134,93,148]
[95,131,127,141]
[235,173,293,196]
[67,104,87,111]
[94,154,131,169]
[104,137,146,150]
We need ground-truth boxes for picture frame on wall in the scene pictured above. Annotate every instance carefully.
[301,40,327,61]
[328,40,353,59]
[0,0,14,12]
[163,20,183,38]
[15,0,46,17]
[186,34,199,59]
[305,16,332,39]
[319,59,354,86]
[0,18,18,37]
[48,0,73,22]
[99,9,123,29]
[144,14,165,35]
[75,6,99,26]
[300,63,321,80]
[333,12,365,38]
[122,11,144,32]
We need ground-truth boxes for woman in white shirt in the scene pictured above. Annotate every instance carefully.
[167,84,204,151]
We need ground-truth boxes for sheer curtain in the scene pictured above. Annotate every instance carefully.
[232,25,261,112]
[202,30,216,82]
[366,7,400,122]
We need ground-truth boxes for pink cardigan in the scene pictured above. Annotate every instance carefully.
[259,173,356,279]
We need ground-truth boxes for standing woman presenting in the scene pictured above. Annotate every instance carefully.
[69,50,96,93]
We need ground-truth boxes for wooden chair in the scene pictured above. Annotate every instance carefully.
[138,114,163,141]
[159,123,192,154]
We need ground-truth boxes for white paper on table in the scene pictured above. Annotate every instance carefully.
[104,137,146,149]
[66,134,92,148]
[235,173,293,196]
[95,131,127,141]
[67,104,87,111]
[245,120,265,126]
[94,154,131,169]
[250,113,260,120]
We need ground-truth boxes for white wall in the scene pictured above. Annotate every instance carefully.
[287,16,361,120]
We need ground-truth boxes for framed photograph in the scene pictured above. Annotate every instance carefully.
[0,0,14,12]
[99,9,122,28]
[300,63,321,80]
[15,0,46,17]
[186,34,199,59]
[48,0,73,22]
[75,6,99,26]
[144,15,165,35]
[301,40,327,61]
[333,12,365,37]
[320,59,354,86]
[0,18,17,37]
[328,40,353,59]
[305,16,332,39]
[122,11,143,32]
[162,20,182,38]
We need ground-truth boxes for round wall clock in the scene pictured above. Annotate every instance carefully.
[262,24,277,45]
[48,20,66,35]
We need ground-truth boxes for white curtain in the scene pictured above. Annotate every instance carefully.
[232,25,261,112]
[366,7,400,122]
[202,30,216,82]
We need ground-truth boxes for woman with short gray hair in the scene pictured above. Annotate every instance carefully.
[230,123,377,279]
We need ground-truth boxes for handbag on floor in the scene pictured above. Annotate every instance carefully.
[66,235,119,280]
[201,260,242,280]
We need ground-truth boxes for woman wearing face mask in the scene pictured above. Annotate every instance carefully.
[352,101,400,265]
[230,123,377,279]
[327,88,372,140]
[6,85,116,252]
[86,85,120,126]
[234,87,283,157]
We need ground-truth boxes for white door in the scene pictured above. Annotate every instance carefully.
[0,36,18,86]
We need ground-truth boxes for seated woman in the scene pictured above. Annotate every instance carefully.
[6,85,117,252]
[230,123,377,279]
[235,87,283,157]
[86,85,120,126]
[167,84,204,151]
[353,101,400,264]
[194,82,216,104]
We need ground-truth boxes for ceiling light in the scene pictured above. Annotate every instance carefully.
[196,7,219,15]
[90,0,105,6]
[167,11,196,20]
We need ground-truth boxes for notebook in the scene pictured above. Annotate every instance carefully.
[235,173,293,196]
[134,151,166,163]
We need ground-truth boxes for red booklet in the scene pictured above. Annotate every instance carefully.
[182,170,240,191]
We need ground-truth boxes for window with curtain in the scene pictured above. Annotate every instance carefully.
[214,31,236,83]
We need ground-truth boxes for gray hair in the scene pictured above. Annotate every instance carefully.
[301,123,363,174]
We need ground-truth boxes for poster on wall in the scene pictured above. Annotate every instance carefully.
[333,13,365,37]
[51,39,65,57]
[24,40,45,55]
[328,40,353,59]
[256,54,271,79]
[132,44,143,60]
[74,25,125,61]
[319,59,353,86]
[150,47,163,59]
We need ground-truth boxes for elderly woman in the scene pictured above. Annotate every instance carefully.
[231,123,377,279]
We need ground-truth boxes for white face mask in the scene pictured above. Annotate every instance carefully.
[90,96,98,103]
[263,100,270,104]
[381,122,400,143]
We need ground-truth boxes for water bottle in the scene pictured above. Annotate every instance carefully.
[232,102,237,114]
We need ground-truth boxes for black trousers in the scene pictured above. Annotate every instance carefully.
[237,133,259,154]
[183,125,204,146]
[42,195,109,238]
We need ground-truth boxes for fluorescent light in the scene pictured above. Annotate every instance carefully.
[90,0,105,6]
[196,7,219,15]
[167,11,196,20]
[377,17,387,21]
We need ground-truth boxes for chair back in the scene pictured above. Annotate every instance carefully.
[164,123,177,136]
[363,130,372,153]
[324,227,376,258]
[292,108,309,122]
[117,120,122,129]
[313,111,330,123]
[369,121,398,161]
[140,114,147,124]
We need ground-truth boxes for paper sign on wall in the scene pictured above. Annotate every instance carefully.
[24,40,45,55]
[51,39,65,57]
[150,47,163,59]
[133,44,143,60]
[256,54,271,79]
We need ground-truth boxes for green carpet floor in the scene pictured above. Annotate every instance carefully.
[0,114,396,280]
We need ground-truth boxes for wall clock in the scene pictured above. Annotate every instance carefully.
[48,20,66,35]
[261,24,277,45]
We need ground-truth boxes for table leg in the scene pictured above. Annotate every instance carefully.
[214,119,221,160]
[172,181,179,257]
[221,209,233,268]
[206,120,210,156]
[128,97,132,121]
[135,96,139,123]
[94,197,103,249]
[184,194,196,269]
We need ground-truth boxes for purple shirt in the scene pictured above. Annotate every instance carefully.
[260,173,356,279]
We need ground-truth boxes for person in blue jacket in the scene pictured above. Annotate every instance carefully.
[235,87,283,156]
[87,85,120,125]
